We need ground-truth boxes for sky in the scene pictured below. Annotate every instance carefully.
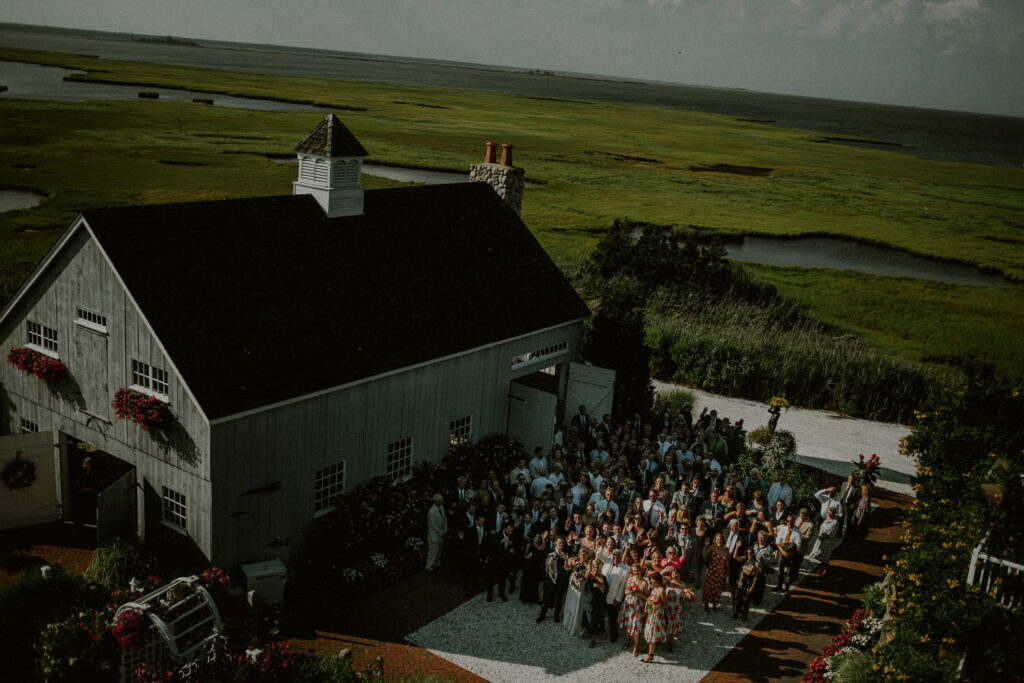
[5,0,1023,117]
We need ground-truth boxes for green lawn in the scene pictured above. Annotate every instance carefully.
[1,46,1022,378]
[744,263,1024,377]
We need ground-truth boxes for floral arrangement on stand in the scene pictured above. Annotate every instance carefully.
[112,387,169,431]
[2,450,37,490]
[853,454,881,489]
[6,346,66,382]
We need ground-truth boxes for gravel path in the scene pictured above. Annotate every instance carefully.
[653,382,915,497]
[409,559,823,682]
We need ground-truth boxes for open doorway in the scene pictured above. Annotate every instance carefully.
[64,435,137,545]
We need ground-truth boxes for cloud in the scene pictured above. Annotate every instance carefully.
[923,0,989,24]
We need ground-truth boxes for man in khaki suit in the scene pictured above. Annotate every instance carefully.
[426,493,448,571]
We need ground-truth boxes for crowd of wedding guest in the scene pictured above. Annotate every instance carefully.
[424,400,872,661]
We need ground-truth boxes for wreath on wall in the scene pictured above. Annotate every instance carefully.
[2,451,37,490]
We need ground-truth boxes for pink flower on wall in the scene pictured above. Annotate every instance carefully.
[6,346,67,382]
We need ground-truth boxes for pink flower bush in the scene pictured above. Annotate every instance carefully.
[112,387,168,430]
[6,346,66,382]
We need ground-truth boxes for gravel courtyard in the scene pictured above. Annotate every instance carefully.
[408,568,811,683]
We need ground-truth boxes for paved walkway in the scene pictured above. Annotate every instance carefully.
[654,382,915,497]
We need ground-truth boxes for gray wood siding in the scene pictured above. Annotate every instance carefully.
[210,320,582,569]
[0,227,212,557]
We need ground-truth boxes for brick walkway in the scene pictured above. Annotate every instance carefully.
[0,522,95,585]
[702,486,909,683]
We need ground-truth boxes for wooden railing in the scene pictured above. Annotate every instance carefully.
[966,532,1024,610]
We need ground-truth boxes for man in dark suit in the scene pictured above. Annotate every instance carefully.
[462,514,488,593]
[838,472,861,538]
[486,522,517,601]
[451,475,473,512]
[571,404,590,436]
[595,413,616,440]
[704,489,726,534]
[537,536,571,622]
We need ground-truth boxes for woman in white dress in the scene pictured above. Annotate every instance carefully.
[562,549,589,636]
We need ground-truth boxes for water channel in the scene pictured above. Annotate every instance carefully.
[726,235,1013,288]
[0,60,324,112]
[270,156,539,187]
[0,190,45,212]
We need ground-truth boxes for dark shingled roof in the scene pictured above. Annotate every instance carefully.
[293,114,369,157]
[83,184,588,419]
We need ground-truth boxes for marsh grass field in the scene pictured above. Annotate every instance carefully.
[1,43,1022,384]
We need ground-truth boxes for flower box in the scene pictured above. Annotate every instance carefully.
[6,346,67,382]
[112,387,168,431]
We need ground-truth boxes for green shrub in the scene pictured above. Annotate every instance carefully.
[861,582,885,616]
[0,568,104,682]
[87,538,156,592]
[834,650,878,683]
[36,613,118,682]
[655,386,696,410]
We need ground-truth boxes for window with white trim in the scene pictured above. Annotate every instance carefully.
[162,486,187,530]
[314,461,345,513]
[75,306,108,333]
[20,418,39,433]
[449,416,472,445]
[27,320,58,354]
[511,341,568,369]
[386,437,413,481]
[131,359,169,397]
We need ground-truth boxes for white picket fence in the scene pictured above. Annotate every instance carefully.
[966,532,1024,610]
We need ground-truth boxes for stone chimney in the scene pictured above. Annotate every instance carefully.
[469,142,526,215]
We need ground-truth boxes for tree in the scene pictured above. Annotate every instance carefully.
[579,276,652,419]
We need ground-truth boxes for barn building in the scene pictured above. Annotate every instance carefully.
[0,115,612,570]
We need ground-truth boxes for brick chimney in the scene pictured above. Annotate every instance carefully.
[469,142,526,215]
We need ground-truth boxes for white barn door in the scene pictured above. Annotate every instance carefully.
[97,468,137,544]
[565,362,616,426]
[0,431,59,529]
[508,380,556,453]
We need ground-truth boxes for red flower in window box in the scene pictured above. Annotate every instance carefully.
[6,346,67,382]
[112,387,168,430]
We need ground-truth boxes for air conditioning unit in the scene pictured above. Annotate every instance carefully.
[241,559,287,606]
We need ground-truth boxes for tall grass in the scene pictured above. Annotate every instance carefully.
[644,292,951,423]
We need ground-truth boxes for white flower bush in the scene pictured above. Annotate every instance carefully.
[404,537,424,551]
[340,568,363,582]
[370,553,389,569]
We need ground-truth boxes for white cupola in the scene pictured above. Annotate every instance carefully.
[292,113,369,218]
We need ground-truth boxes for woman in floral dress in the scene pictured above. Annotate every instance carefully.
[663,568,691,652]
[642,573,668,662]
[702,532,729,611]
[619,564,647,656]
